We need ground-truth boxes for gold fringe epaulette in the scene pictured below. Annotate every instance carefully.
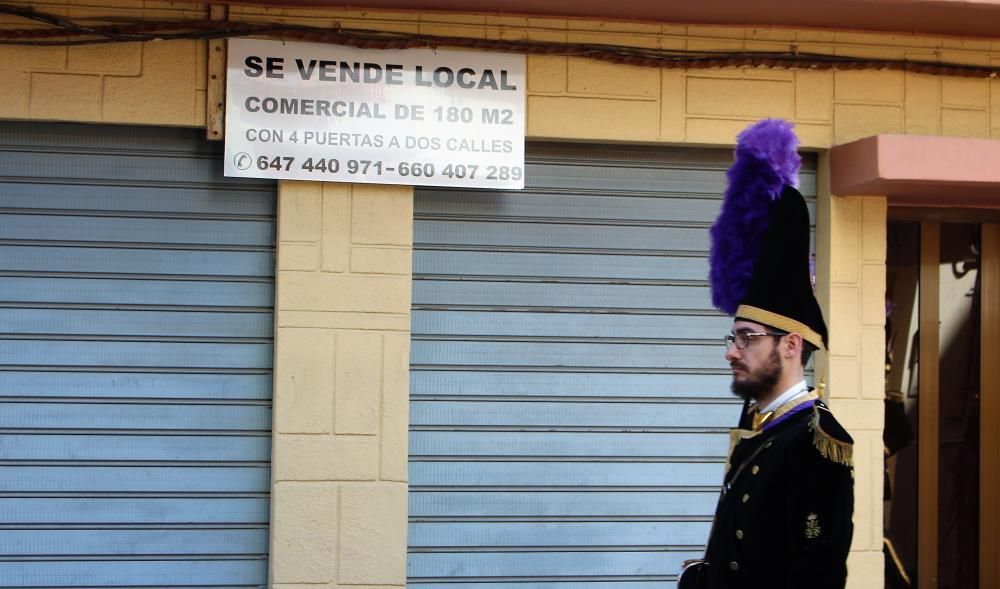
[809,407,853,468]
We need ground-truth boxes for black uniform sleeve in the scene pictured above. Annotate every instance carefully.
[783,417,855,588]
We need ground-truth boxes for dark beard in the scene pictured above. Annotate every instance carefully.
[730,345,782,401]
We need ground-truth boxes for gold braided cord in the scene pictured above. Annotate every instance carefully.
[884,538,913,587]
[735,305,826,351]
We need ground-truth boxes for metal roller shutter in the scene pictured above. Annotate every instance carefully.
[409,143,817,588]
[0,122,276,587]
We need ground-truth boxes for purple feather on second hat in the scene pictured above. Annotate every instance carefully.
[709,118,801,315]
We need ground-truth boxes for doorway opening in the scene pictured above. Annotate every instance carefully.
[885,217,1000,589]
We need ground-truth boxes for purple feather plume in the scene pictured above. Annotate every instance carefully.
[709,118,801,314]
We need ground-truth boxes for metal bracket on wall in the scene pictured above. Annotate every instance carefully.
[206,4,228,141]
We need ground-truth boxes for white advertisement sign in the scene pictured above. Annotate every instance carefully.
[225,39,525,189]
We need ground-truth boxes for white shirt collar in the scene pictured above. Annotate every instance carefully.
[759,380,809,414]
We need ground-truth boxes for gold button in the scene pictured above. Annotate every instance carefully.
[742,493,750,503]
[736,529,744,540]
[752,465,760,475]
[765,441,773,448]
[729,561,740,571]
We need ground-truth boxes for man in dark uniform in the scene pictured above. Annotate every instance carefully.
[680,119,855,589]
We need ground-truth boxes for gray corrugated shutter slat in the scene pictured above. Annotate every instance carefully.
[0,122,275,588]
[409,143,817,586]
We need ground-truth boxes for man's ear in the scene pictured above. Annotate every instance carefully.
[784,333,803,359]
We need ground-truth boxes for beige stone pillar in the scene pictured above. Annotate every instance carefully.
[815,164,887,589]
[269,180,413,588]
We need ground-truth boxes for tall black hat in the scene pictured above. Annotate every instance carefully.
[709,119,828,350]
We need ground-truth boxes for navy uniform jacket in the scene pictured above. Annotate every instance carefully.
[703,395,854,589]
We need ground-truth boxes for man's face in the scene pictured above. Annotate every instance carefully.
[725,320,783,401]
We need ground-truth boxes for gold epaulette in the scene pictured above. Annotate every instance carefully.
[809,407,853,468]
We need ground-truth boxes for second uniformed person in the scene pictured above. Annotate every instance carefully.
[688,119,854,589]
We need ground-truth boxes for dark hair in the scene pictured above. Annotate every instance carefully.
[768,327,814,367]
[800,341,816,368]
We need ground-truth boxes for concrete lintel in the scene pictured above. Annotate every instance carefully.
[831,134,1000,208]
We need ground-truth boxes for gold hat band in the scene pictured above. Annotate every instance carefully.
[735,304,826,351]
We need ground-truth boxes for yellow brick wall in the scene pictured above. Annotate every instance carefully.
[0,2,208,126]
[6,3,996,587]
[271,181,412,588]
[815,166,889,585]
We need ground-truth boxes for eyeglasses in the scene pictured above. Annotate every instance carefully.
[724,332,786,349]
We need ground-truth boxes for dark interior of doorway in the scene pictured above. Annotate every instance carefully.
[886,221,981,588]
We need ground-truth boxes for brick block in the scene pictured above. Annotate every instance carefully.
[747,27,796,42]
[278,242,320,272]
[688,37,745,52]
[833,104,902,144]
[861,198,887,263]
[660,70,685,141]
[339,483,408,585]
[321,182,352,273]
[851,432,874,552]
[836,44,906,60]
[527,95,660,141]
[273,434,378,481]
[828,398,883,432]
[279,181,322,242]
[279,273,411,314]
[351,184,413,246]
[271,482,337,584]
[418,23,487,39]
[941,37,991,51]
[67,43,142,75]
[834,70,904,103]
[795,123,833,149]
[0,46,65,118]
[279,310,410,332]
[795,70,833,122]
[566,30,660,50]
[859,326,885,400]
[828,355,860,400]
[335,331,382,435]
[846,550,884,589]
[687,77,794,119]
[687,25,744,39]
[274,328,335,434]
[381,332,411,482]
[903,72,940,136]
[525,26,568,43]
[486,15,530,28]
[830,286,860,356]
[350,246,412,275]
[861,264,887,326]
[567,59,658,98]
[867,433,884,549]
[942,77,987,108]
[830,197,861,284]
[568,19,662,35]
[796,30,836,42]
[527,55,567,93]
[193,89,207,126]
[30,73,101,121]
[941,107,989,138]
[686,117,760,145]
[744,40,792,54]
[415,14,484,37]
[992,79,1000,139]
[0,71,30,119]
[940,50,990,66]
[102,40,199,125]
